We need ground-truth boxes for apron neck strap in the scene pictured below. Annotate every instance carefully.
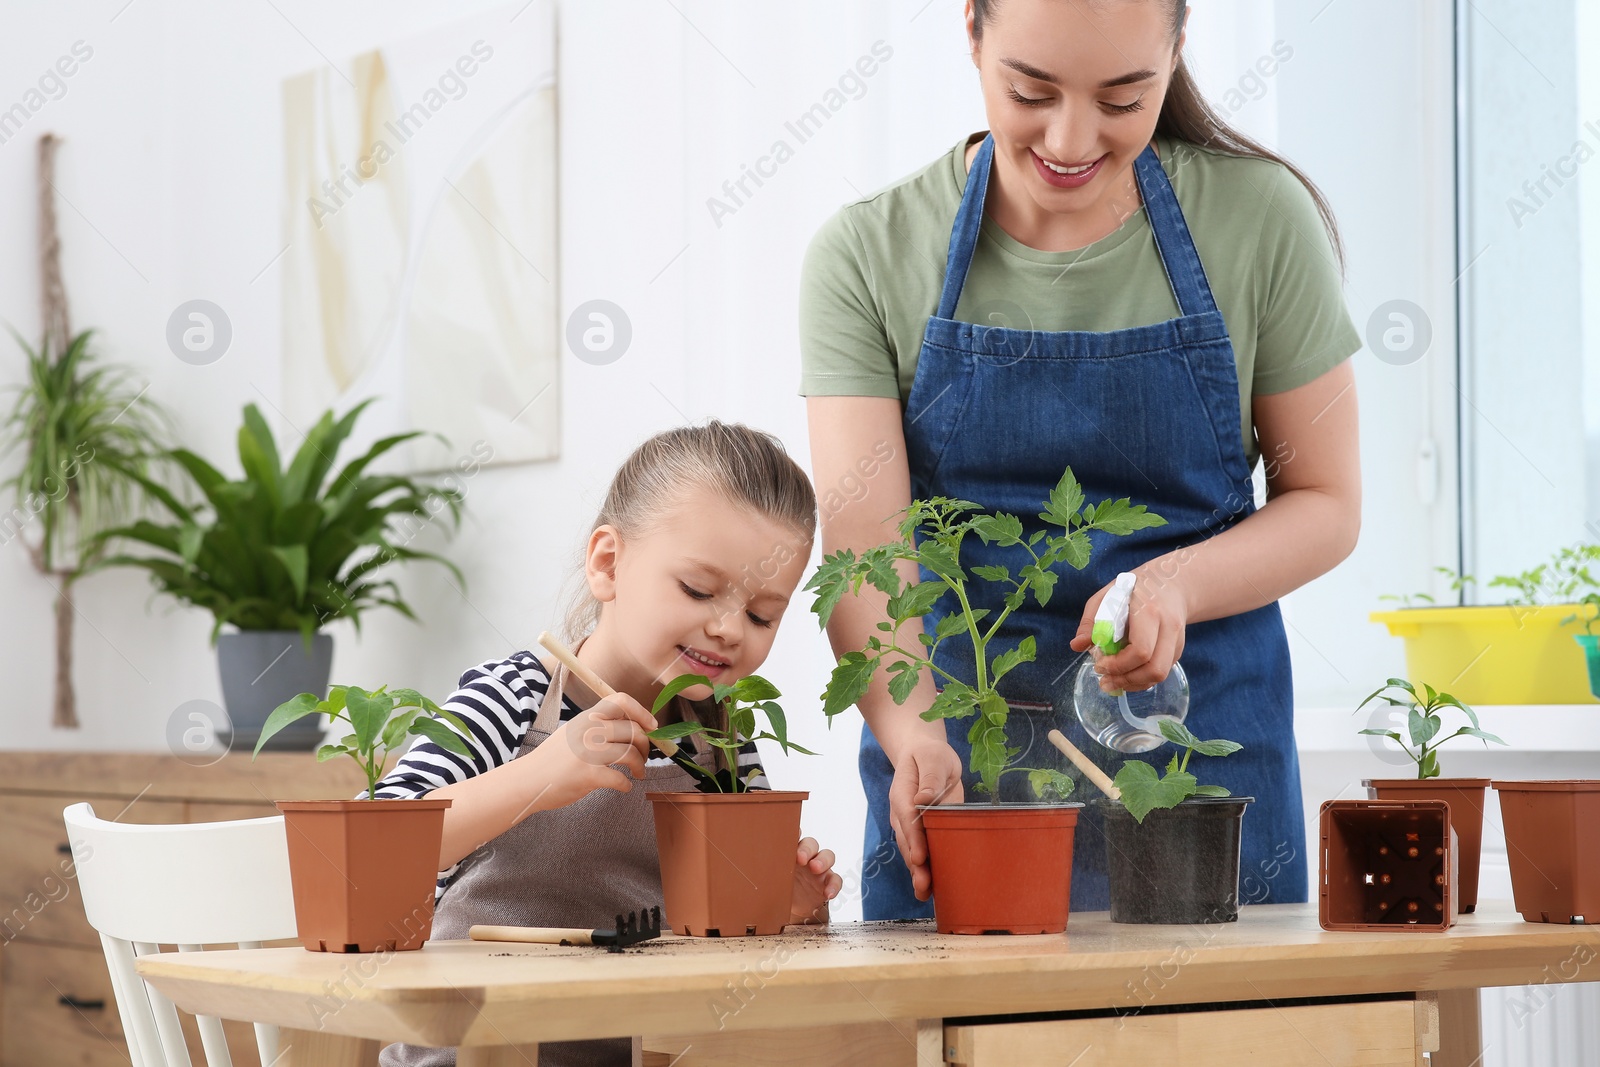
[934,133,1220,323]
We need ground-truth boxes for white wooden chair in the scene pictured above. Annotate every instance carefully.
[63,801,299,1067]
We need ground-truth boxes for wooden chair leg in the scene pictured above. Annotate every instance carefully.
[278,1028,382,1066]
[1432,988,1485,1067]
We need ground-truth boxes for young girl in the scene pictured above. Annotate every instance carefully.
[376,422,841,1067]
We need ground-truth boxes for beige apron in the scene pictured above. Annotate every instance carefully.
[382,661,705,1067]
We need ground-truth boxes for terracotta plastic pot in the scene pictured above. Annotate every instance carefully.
[1364,778,1489,913]
[1319,799,1460,931]
[649,791,806,937]
[277,798,451,952]
[920,803,1080,935]
[1098,796,1251,925]
[1492,780,1600,924]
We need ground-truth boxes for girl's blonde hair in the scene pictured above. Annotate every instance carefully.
[561,421,817,642]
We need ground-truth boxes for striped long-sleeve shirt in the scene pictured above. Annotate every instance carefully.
[366,650,768,897]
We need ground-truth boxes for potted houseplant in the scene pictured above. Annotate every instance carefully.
[1100,719,1249,924]
[647,673,815,937]
[254,684,471,951]
[92,399,464,750]
[1491,778,1600,924]
[1562,593,1600,699]
[1371,549,1600,705]
[1355,677,1506,913]
[807,469,1165,934]
[1,327,170,729]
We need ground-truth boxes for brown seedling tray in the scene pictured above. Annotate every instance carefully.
[1319,799,1460,932]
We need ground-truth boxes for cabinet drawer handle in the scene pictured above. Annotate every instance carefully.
[58,995,106,1011]
[57,842,73,855]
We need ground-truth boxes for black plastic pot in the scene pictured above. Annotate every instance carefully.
[1097,796,1253,924]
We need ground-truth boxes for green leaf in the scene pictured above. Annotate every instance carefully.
[822,652,877,717]
[887,581,946,622]
[969,514,1024,546]
[652,673,713,714]
[1113,760,1197,823]
[934,612,974,640]
[805,549,857,628]
[916,541,961,581]
[727,675,781,703]
[344,686,389,753]
[1083,497,1167,536]
[315,744,348,763]
[922,681,977,721]
[649,720,708,740]
[270,544,309,602]
[408,715,472,757]
[1446,726,1508,747]
[1407,706,1442,748]
[1027,768,1075,802]
[1192,784,1232,797]
[1158,719,1201,748]
[886,659,920,705]
[253,692,323,756]
[861,550,904,599]
[978,690,1009,725]
[990,635,1036,683]
[971,564,1011,583]
[1040,468,1086,529]
[969,719,1009,795]
[1058,530,1091,570]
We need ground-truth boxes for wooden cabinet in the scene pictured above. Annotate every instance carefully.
[0,751,374,1067]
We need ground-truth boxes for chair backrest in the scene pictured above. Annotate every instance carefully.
[63,802,300,1067]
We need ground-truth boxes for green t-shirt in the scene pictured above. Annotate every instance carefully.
[799,133,1361,471]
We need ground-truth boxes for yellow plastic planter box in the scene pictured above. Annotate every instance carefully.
[1370,605,1595,705]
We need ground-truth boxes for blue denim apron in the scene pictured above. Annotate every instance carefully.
[859,134,1307,918]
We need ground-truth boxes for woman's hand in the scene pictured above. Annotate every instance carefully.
[522,693,657,811]
[790,837,843,925]
[889,733,965,901]
[1070,564,1189,692]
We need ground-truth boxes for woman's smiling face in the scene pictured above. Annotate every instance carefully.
[968,0,1183,239]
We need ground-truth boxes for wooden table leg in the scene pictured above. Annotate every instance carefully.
[458,1047,540,1066]
[278,1029,381,1066]
[1433,988,1485,1067]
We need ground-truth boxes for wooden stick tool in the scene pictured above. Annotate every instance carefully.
[1047,729,1122,801]
[537,630,683,759]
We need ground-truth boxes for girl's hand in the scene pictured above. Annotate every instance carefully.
[790,837,842,925]
[1070,566,1188,693]
[524,694,657,811]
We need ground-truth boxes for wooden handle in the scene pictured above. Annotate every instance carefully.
[1047,729,1121,801]
[470,924,595,946]
[537,630,682,758]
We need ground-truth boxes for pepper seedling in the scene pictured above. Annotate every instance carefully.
[1112,719,1242,823]
[1355,677,1505,779]
[806,467,1166,801]
[254,685,473,801]
[649,673,816,793]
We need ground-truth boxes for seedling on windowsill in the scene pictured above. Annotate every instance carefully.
[1111,719,1243,823]
[806,467,1166,801]
[649,673,816,793]
[1355,677,1506,780]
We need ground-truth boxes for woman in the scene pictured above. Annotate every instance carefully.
[801,0,1361,917]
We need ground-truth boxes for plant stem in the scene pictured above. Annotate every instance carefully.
[949,579,989,692]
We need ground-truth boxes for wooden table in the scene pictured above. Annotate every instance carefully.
[135,902,1600,1066]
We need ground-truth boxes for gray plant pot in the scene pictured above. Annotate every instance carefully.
[216,631,333,752]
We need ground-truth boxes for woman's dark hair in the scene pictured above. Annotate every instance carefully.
[971,0,1345,271]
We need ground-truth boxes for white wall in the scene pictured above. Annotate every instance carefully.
[2,0,1463,922]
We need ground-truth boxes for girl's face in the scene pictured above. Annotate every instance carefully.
[587,486,812,703]
[968,0,1182,231]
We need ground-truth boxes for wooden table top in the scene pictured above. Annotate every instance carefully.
[136,902,1600,1048]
